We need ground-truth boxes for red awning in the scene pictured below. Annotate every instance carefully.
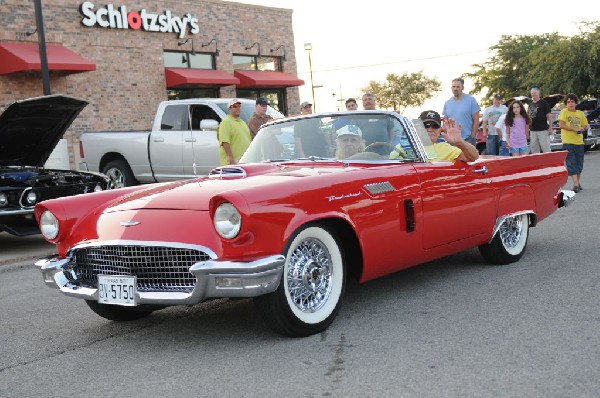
[165,68,240,87]
[234,70,304,88]
[0,42,96,75]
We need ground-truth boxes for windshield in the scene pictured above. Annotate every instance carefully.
[240,112,421,163]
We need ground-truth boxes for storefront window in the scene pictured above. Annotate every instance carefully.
[164,51,214,69]
[256,57,278,71]
[233,55,281,71]
[232,55,255,70]
[236,89,286,114]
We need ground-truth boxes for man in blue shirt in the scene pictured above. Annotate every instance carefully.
[442,77,481,145]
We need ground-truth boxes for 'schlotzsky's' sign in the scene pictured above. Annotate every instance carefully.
[79,2,199,38]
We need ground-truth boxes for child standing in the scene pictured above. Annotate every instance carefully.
[505,100,531,157]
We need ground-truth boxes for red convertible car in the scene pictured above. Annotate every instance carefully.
[35,111,574,337]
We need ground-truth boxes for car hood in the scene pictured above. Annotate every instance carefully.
[104,163,355,213]
[0,94,88,167]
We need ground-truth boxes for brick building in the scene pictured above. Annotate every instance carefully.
[0,0,302,168]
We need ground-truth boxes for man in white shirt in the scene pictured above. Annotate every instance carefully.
[482,94,507,155]
[495,113,510,156]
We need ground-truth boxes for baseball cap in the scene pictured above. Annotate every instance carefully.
[493,93,502,99]
[419,110,441,127]
[256,97,268,106]
[300,101,312,108]
[337,124,362,137]
[228,98,242,107]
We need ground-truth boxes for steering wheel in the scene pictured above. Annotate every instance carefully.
[364,141,398,156]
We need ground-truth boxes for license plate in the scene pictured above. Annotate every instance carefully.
[98,275,137,306]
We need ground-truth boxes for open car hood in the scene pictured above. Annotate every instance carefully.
[0,94,88,167]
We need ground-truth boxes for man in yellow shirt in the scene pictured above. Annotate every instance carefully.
[218,99,252,165]
[419,110,479,162]
[558,93,588,192]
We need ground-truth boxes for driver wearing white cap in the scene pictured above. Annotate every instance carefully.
[336,125,365,159]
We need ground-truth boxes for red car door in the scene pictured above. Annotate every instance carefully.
[415,160,495,249]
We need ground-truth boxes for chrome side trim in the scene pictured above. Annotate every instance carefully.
[559,190,576,208]
[364,181,395,195]
[488,211,534,244]
[36,253,285,305]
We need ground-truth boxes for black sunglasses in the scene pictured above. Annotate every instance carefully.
[424,122,440,129]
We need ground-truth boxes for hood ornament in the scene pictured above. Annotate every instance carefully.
[120,221,141,227]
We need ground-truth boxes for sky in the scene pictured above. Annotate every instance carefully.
[231,0,599,117]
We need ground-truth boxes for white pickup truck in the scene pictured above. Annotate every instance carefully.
[79,98,283,187]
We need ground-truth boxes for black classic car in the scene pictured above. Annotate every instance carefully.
[0,95,111,236]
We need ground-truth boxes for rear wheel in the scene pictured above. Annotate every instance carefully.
[102,159,137,188]
[86,300,154,321]
[254,224,346,337]
[479,214,529,265]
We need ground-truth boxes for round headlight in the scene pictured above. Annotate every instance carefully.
[26,191,38,205]
[213,203,241,239]
[40,210,59,240]
[0,193,7,207]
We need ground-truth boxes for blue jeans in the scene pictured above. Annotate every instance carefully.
[485,135,500,155]
[564,144,584,175]
[499,140,510,156]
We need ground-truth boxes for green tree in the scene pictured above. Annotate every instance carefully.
[465,33,562,103]
[528,22,600,96]
[466,22,600,102]
[362,71,441,112]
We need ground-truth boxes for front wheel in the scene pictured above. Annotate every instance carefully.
[479,214,529,265]
[86,300,154,321]
[254,224,346,337]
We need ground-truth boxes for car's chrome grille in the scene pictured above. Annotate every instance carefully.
[69,245,211,293]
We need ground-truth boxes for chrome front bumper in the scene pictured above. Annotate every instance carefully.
[35,254,285,305]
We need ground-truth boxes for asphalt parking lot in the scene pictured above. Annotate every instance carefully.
[1,149,599,397]
[0,233,55,264]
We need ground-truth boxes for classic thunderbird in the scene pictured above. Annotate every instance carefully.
[35,111,574,336]
[1,95,111,236]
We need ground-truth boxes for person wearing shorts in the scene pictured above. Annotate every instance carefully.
[558,93,588,192]
[510,146,528,154]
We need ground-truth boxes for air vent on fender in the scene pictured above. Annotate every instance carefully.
[364,181,395,195]
[208,166,247,179]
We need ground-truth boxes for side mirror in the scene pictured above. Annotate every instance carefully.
[200,119,219,131]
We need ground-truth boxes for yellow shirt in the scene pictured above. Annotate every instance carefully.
[217,115,252,165]
[425,142,462,161]
[558,109,587,145]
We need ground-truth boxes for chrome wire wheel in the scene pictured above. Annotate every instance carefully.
[479,213,529,265]
[287,237,333,313]
[283,226,344,326]
[499,214,528,255]
[254,224,346,336]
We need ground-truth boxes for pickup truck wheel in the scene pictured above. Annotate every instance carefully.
[103,159,137,188]
[254,224,346,337]
[85,301,153,321]
[479,214,529,265]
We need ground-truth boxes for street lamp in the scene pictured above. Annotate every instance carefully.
[304,43,316,112]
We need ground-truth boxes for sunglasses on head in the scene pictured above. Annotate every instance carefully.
[424,122,440,129]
